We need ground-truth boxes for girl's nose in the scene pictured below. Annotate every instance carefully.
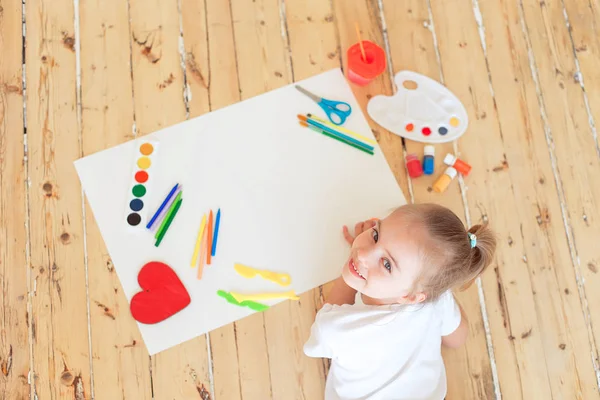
[356,248,375,269]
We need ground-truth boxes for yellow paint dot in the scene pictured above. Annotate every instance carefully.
[140,143,154,155]
[450,117,460,127]
[137,157,151,169]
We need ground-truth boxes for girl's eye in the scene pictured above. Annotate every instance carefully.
[372,228,379,243]
[383,259,392,273]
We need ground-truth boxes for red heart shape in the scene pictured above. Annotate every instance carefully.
[130,261,191,324]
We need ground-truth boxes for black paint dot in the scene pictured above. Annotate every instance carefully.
[127,213,141,226]
[438,126,448,135]
[130,199,144,211]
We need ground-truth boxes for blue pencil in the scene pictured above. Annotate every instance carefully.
[302,116,374,151]
[211,208,221,257]
[146,183,179,229]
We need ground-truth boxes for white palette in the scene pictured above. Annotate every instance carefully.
[367,71,469,143]
[75,68,406,355]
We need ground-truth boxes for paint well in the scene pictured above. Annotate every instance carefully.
[135,170,149,183]
[438,126,448,135]
[405,123,414,132]
[133,184,147,197]
[137,157,151,169]
[140,143,154,155]
[127,213,142,226]
[450,117,459,127]
[422,127,431,136]
[130,198,144,211]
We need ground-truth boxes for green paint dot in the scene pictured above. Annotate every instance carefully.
[132,185,146,197]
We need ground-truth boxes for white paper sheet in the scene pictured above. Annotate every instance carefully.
[74,68,407,355]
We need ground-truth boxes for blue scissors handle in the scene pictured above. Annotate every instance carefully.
[318,98,352,125]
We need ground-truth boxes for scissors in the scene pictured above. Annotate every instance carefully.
[295,85,352,125]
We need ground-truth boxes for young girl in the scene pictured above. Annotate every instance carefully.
[304,203,496,400]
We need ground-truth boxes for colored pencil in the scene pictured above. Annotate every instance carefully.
[155,191,182,239]
[206,210,214,265]
[155,198,182,247]
[146,183,179,229]
[151,186,181,232]
[190,214,207,267]
[211,208,221,257]
[299,122,374,155]
[197,224,208,279]
[307,113,376,145]
[298,115,374,151]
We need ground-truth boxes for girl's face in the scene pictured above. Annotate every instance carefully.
[341,212,425,303]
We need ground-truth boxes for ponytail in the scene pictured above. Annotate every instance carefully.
[460,224,496,290]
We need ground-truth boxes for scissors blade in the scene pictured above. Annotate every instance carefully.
[295,85,321,103]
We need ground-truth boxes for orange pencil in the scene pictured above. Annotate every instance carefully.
[206,210,214,265]
[197,224,208,279]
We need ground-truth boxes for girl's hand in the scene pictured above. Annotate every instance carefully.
[342,219,377,245]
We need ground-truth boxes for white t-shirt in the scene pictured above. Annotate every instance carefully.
[303,290,461,400]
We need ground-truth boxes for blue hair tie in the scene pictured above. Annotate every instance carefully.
[468,233,477,248]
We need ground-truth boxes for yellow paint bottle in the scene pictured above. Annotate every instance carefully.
[433,167,457,193]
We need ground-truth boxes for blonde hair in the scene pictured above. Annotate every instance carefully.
[400,203,496,301]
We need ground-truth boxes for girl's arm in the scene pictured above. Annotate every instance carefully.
[441,302,469,348]
[322,276,357,307]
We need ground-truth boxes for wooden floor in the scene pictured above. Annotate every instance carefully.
[2,0,600,398]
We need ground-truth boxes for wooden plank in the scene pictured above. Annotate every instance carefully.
[126,0,212,397]
[229,1,329,399]
[379,1,495,398]
[25,0,92,398]
[562,0,600,151]
[519,0,600,378]
[179,0,214,398]
[198,1,242,399]
[78,0,153,398]
[474,0,600,397]
[0,1,30,399]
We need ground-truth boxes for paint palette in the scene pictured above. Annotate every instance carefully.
[367,71,469,143]
[125,139,158,228]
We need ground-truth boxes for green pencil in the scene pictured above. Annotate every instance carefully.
[155,191,182,239]
[304,123,374,155]
[155,198,183,247]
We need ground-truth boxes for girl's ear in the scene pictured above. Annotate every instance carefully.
[401,292,427,304]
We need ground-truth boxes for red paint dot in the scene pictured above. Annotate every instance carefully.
[135,171,149,183]
[422,127,432,136]
[405,123,414,132]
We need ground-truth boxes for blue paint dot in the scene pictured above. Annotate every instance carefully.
[130,198,144,211]
[438,126,448,135]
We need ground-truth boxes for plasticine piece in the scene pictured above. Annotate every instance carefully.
[217,290,270,312]
[234,263,291,287]
[130,261,191,324]
[229,290,299,303]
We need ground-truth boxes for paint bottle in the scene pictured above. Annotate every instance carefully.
[346,41,387,86]
[406,154,423,178]
[443,153,472,176]
[433,167,457,193]
[423,145,435,175]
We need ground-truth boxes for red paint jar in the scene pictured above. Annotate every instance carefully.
[346,41,386,86]
[406,154,423,178]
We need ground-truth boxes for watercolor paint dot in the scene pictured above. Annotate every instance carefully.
[137,157,151,169]
[422,127,432,136]
[127,213,142,226]
[438,126,448,135]
[450,117,460,127]
[135,170,149,183]
[130,198,144,212]
[140,143,154,156]
[132,184,147,197]
[405,123,414,132]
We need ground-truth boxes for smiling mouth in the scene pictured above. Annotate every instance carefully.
[349,258,366,280]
